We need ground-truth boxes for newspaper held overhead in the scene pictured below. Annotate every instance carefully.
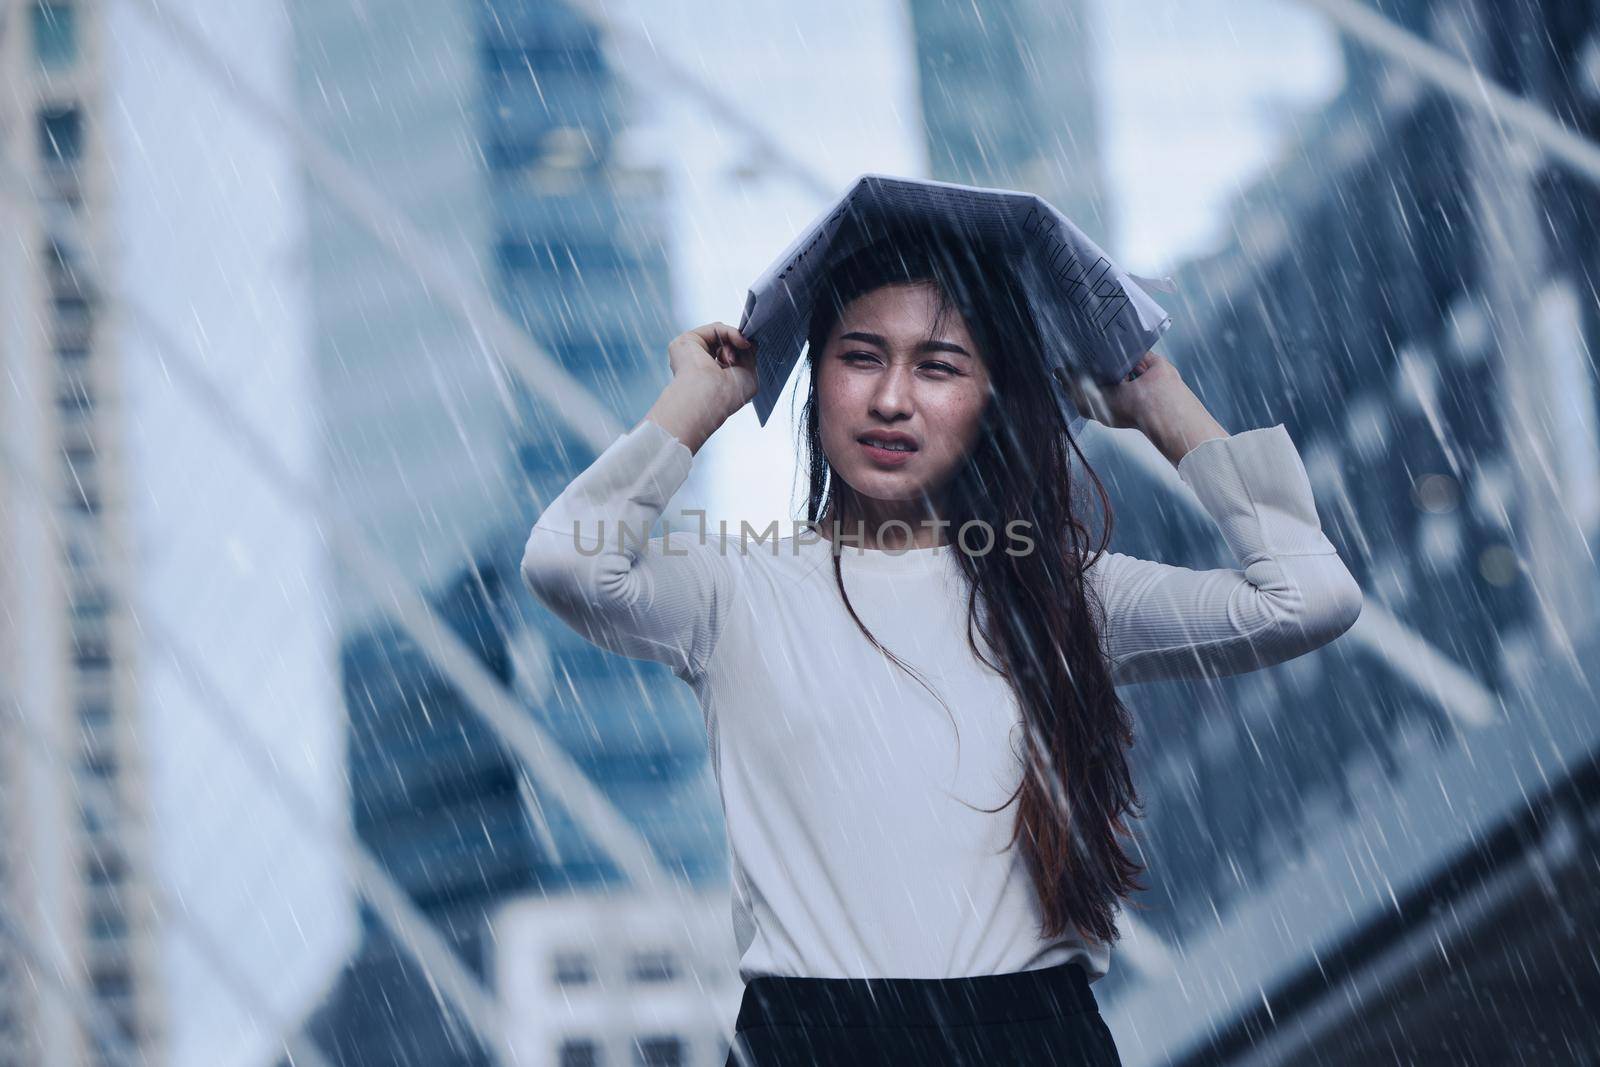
[737,172,1175,430]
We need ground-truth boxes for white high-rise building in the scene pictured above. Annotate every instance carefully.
[0,2,353,1064]
[493,890,742,1066]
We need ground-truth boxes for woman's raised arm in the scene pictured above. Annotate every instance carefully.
[519,324,757,679]
[1084,424,1364,685]
[1069,350,1361,684]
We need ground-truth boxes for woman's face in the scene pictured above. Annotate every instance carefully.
[816,281,992,509]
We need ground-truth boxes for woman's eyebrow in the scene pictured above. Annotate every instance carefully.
[839,330,973,359]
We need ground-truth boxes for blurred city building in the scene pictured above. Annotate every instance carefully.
[0,1,352,1065]
[907,0,1111,247]
[290,1,732,1063]
[1090,1,1600,1062]
[5,0,1598,1064]
[492,891,739,1066]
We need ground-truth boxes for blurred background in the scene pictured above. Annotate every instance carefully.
[1,0,1597,1064]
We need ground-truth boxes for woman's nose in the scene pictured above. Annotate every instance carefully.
[869,363,915,420]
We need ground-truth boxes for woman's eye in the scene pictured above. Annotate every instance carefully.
[839,352,959,376]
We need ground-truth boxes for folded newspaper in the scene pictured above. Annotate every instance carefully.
[737,172,1175,430]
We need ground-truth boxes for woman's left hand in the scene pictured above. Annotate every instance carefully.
[1059,350,1172,431]
[1058,351,1230,467]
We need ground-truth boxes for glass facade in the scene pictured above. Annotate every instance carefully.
[906,0,1110,242]
[1091,2,1600,1061]
[906,1,1600,1059]
[30,1,77,70]
[292,3,724,1063]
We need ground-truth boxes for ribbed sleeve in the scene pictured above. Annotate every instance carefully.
[1086,424,1363,685]
[519,418,739,679]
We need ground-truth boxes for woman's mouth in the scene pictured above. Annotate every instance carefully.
[858,434,919,466]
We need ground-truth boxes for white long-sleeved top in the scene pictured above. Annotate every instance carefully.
[520,417,1362,985]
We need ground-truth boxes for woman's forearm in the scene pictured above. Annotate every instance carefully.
[1136,386,1230,468]
[644,373,737,456]
[1087,350,1230,466]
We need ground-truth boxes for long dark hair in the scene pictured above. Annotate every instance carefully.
[798,222,1148,946]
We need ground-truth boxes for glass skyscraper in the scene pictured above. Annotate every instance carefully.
[291,2,726,1063]
[908,1,1600,1061]
[1083,2,1600,1062]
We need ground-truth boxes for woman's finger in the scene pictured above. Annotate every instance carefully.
[687,321,754,353]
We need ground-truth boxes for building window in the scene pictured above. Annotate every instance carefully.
[632,1036,681,1067]
[54,297,93,351]
[1534,276,1600,541]
[558,1038,599,1067]
[57,379,93,417]
[80,749,116,780]
[78,699,112,731]
[89,962,130,1000]
[70,622,111,669]
[71,593,109,621]
[63,534,94,571]
[38,104,82,165]
[53,292,90,323]
[31,2,76,69]
[84,848,125,886]
[81,802,103,833]
[552,951,594,986]
[88,906,127,942]
[68,484,100,516]
[627,950,676,983]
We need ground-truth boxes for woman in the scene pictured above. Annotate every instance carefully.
[521,227,1363,1065]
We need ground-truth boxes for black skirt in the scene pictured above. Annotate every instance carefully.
[723,958,1123,1066]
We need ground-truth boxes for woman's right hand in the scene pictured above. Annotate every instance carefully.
[669,322,758,419]
[645,322,759,454]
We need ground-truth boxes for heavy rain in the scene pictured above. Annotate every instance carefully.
[0,0,1596,1064]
